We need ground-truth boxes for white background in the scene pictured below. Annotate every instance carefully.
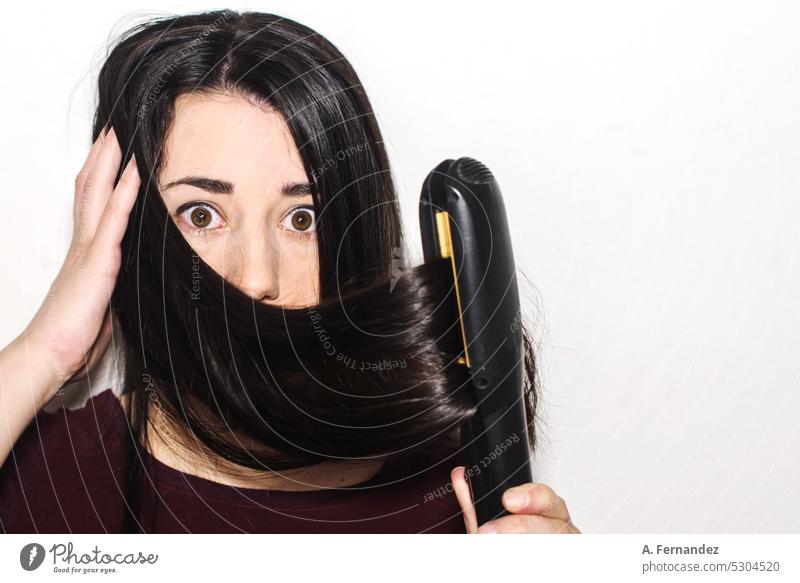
[0,0,798,533]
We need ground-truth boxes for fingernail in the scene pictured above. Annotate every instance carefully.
[503,489,528,510]
[477,522,497,534]
[130,154,137,168]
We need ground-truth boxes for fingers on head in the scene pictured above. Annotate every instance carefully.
[92,155,141,252]
[74,127,122,241]
[73,129,108,224]
[75,131,103,193]
[73,127,141,253]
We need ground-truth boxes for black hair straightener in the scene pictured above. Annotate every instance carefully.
[419,157,533,526]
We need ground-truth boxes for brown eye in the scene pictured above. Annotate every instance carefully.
[190,207,211,228]
[282,206,316,234]
[176,203,223,231]
[292,209,312,230]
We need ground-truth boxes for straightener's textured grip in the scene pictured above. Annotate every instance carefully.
[455,157,494,185]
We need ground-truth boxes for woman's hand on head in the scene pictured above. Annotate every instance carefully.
[451,466,581,534]
[21,126,140,393]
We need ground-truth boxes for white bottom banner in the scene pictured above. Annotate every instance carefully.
[1,534,797,582]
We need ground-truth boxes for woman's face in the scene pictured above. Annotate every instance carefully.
[159,91,319,306]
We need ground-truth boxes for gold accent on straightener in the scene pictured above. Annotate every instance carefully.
[435,211,471,369]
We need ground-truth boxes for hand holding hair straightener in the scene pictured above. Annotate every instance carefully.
[420,157,580,534]
[419,156,533,524]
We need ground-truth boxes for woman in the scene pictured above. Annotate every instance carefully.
[0,9,579,534]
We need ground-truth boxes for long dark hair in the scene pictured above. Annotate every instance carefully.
[93,9,543,532]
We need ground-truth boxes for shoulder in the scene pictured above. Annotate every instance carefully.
[28,388,124,449]
[2,387,125,471]
[0,387,128,532]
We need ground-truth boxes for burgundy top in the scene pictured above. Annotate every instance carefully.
[0,388,467,533]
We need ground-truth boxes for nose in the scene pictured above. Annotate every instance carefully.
[226,228,280,303]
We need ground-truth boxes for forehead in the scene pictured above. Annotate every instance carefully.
[162,91,308,185]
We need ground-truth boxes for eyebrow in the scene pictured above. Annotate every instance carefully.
[162,176,313,196]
